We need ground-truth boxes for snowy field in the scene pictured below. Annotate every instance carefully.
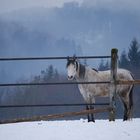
[0,119,140,140]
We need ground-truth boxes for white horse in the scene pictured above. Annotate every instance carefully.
[66,57,134,122]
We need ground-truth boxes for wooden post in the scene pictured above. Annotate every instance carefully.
[109,48,118,121]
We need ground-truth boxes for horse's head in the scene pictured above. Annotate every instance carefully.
[66,57,78,80]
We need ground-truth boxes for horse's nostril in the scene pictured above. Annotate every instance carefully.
[68,76,73,79]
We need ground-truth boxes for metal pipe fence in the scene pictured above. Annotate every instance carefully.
[0,49,139,123]
[0,55,111,61]
[0,103,110,108]
[0,81,111,87]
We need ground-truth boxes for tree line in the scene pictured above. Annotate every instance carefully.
[0,64,84,120]
[0,38,140,120]
[99,38,140,77]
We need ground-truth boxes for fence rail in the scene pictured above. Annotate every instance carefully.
[0,103,110,108]
[0,108,110,124]
[1,80,140,87]
[0,81,111,87]
[0,55,111,61]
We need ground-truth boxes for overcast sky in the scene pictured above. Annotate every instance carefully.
[83,0,140,13]
[0,0,83,14]
[0,0,140,14]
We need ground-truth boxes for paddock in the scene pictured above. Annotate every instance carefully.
[0,48,140,124]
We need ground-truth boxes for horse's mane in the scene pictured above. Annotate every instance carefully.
[92,68,98,73]
[78,63,98,78]
[79,64,86,79]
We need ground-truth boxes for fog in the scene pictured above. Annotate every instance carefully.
[0,1,140,82]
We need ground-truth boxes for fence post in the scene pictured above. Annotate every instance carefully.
[109,48,118,121]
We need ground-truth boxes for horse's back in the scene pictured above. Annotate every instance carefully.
[117,69,133,81]
[98,68,133,81]
[97,68,133,96]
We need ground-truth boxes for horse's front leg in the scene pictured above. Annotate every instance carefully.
[86,104,95,122]
[86,96,95,122]
[90,104,95,122]
[90,96,95,122]
[86,105,91,122]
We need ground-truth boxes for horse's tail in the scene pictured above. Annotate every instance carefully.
[130,72,134,118]
[129,85,134,119]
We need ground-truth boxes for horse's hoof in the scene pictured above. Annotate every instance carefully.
[88,120,95,123]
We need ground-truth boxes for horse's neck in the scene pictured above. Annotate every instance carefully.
[78,66,100,82]
[76,63,101,82]
[87,67,99,80]
[76,63,86,80]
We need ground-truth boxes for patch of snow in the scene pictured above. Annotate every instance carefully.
[0,119,140,140]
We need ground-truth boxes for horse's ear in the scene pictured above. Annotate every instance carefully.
[73,54,77,61]
[67,55,77,62]
[67,56,70,61]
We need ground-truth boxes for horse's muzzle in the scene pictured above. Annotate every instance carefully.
[68,76,74,80]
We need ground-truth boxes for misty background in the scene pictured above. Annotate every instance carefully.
[0,0,140,120]
[0,0,140,83]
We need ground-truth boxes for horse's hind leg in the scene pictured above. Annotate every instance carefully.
[90,105,95,122]
[123,102,128,121]
[123,100,133,121]
[86,105,95,122]
[86,105,90,122]
[121,88,133,121]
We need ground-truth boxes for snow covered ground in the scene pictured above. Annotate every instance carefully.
[0,119,140,140]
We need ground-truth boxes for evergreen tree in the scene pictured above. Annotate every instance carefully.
[41,69,47,81]
[54,68,59,80]
[46,65,54,80]
[105,60,110,70]
[128,38,140,67]
[33,75,41,82]
[119,50,129,68]
[98,59,109,70]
